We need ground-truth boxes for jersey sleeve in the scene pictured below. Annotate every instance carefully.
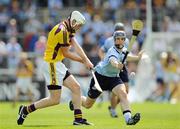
[106,48,118,62]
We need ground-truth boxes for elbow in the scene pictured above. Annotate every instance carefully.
[62,51,69,58]
[98,49,104,60]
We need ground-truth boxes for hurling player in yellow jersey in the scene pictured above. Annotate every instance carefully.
[17,11,94,125]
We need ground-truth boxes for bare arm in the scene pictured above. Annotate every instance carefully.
[61,46,83,63]
[127,54,139,61]
[126,50,144,62]
[98,48,105,60]
[70,38,94,69]
[71,38,89,61]
[109,56,123,69]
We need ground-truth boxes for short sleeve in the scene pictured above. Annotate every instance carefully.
[106,48,119,61]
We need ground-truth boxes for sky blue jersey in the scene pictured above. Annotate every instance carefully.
[101,36,129,53]
[95,46,127,77]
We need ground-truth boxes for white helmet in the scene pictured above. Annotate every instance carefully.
[69,11,86,28]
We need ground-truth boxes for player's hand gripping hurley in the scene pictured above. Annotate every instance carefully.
[122,20,143,64]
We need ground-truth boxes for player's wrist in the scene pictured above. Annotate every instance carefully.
[118,62,123,69]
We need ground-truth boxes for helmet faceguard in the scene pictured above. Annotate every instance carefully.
[68,11,86,31]
[113,31,126,41]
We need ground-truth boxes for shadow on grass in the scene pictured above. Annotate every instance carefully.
[24,125,56,127]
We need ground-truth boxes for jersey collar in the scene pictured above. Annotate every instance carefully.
[63,20,75,34]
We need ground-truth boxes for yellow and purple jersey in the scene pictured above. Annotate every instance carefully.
[44,21,75,62]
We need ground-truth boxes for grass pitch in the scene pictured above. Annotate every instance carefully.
[0,102,180,129]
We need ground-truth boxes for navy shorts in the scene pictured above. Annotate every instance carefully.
[88,72,123,99]
[119,66,129,83]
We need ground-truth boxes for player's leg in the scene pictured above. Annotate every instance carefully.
[112,84,140,125]
[63,73,92,125]
[17,61,62,125]
[124,82,129,93]
[26,79,34,103]
[13,78,24,107]
[17,89,62,125]
[63,74,81,109]
[168,74,179,101]
[109,82,128,116]
[69,95,97,110]
[69,75,102,110]
[108,66,129,118]
[81,96,96,109]
[81,76,102,109]
[13,86,20,107]
[108,92,119,117]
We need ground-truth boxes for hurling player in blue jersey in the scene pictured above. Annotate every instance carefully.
[70,31,143,125]
[99,23,129,118]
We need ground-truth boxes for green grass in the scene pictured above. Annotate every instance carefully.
[0,102,180,129]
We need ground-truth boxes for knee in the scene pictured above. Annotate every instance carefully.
[119,91,128,101]
[84,104,92,109]
[71,84,81,93]
[49,96,60,105]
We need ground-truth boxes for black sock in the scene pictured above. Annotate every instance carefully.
[74,109,82,121]
[23,104,36,115]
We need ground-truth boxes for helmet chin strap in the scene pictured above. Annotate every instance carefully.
[115,44,124,50]
[68,18,76,33]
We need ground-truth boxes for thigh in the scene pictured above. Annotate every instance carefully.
[108,77,123,91]
[112,84,127,97]
[63,74,80,90]
[124,82,129,93]
[49,89,62,99]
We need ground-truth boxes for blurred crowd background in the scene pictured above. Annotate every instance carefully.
[0,0,180,104]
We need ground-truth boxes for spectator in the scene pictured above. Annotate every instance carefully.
[162,51,180,102]
[24,18,42,33]
[6,37,22,68]
[0,40,7,68]
[35,35,47,79]
[6,18,19,38]
[0,5,9,33]
[13,52,34,107]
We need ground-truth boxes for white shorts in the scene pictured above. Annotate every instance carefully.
[16,77,32,93]
[164,72,180,83]
[42,61,69,90]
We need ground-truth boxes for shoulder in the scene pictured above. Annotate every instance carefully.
[125,38,129,44]
[105,36,114,44]
[102,36,114,51]
[122,47,127,52]
[52,22,67,35]
[125,38,129,42]
[106,48,119,60]
[106,47,118,56]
